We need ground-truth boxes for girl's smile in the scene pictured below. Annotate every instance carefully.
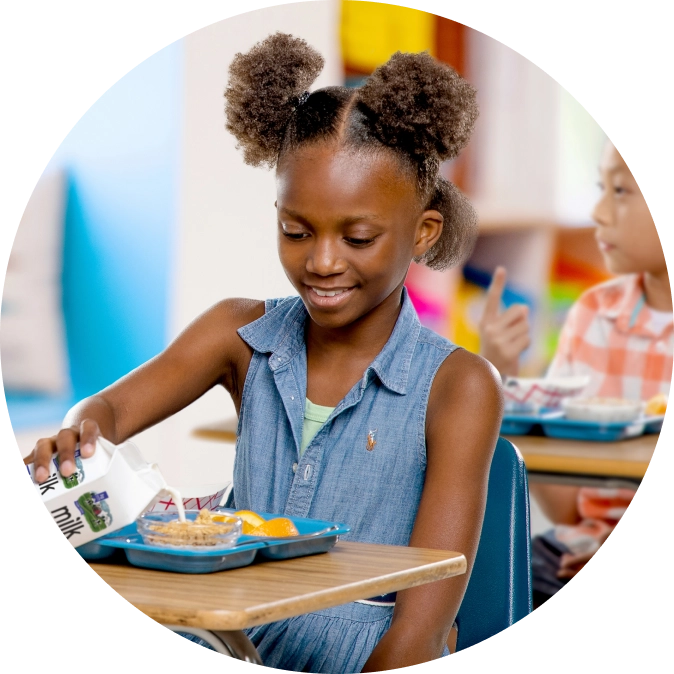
[306,285,356,308]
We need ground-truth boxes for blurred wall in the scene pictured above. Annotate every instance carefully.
[49,43,182,399]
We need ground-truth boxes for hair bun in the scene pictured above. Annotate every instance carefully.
[357,51,478,162]
[225,32,324,167]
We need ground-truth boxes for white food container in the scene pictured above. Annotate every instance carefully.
[27,437,167,547]
[561,397,644,423]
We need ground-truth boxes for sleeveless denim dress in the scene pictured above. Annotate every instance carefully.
[229,288,459,673]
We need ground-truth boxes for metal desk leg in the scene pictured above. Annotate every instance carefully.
[164,624,263,664]
[213,630,264,664]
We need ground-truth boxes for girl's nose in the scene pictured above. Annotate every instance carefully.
[306,237,347,276]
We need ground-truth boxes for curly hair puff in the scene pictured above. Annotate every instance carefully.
[224,33,479,271]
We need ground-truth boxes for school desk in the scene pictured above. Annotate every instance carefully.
[90,540,466,661]
[505,433,657,488]
[192,416,657,488]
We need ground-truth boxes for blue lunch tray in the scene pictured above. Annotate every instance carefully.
[502,411,665,441]
[540,416,646,442]
[77,510,350,573]
[501,409,563,436]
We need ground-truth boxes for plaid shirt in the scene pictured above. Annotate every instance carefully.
[547,274,673,401]
[546,275,672,556]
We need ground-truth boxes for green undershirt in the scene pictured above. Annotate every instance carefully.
[300,398,335,457]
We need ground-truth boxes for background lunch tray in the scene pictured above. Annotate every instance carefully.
[77,511,350,573]
[501,410,563,436]
[501,412,664,441]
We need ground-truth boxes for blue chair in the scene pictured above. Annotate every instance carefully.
[455,436,532,651]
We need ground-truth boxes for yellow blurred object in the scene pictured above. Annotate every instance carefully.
[234,510,266,535]
[645,393,668,416]
[340,1,435,73]
[448,278,482,354]
[249,517,299,538]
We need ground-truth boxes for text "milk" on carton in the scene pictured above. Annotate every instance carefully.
[27,437,166,547]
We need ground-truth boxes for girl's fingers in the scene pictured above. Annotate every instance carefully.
[32,437,57,483]
[54,428,79,477]
[79,419,100,458]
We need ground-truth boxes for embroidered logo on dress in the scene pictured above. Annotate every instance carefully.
[366,429,377,451]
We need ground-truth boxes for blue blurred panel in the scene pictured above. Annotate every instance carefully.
[462,265,534,309]
[4,391,77,431]
[51,42,182,399]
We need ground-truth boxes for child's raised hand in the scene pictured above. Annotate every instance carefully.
[478,266,531,377]
[24,420,100,483]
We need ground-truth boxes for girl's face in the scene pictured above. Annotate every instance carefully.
[592,143,665,276]
[276,144,442,329]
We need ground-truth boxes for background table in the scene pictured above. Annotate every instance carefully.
[91,541,466,631]
[193,416,658,488]
[507,433,657,488]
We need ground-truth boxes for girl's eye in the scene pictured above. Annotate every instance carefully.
[345,237,376,246]
[614,186,626,195]
[282,231,309,240]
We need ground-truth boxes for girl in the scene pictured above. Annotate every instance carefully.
[29,33,503,672]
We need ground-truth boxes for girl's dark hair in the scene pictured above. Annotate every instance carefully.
[225,32,478,270]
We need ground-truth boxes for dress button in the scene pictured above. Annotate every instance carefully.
[291,396,295,400]
[292,463,298,473]
[304,465,312,481]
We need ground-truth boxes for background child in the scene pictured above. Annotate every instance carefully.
[479,140,672,605]
[27,33,503,671]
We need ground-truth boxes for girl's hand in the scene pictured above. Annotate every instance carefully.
[478,266,531,378]
[24,420,100,483]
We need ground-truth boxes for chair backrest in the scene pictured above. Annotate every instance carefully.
[455,436,532,651]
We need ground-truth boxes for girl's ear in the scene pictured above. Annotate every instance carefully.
[413,209,444,257]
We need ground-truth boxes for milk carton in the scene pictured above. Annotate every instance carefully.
[27,437,167,547]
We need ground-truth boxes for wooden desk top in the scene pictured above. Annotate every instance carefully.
[193,416,657,481]
[193,417,237,443]
[91,541,466,631]
[507,433,658,480]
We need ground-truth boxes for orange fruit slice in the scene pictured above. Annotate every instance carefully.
[234,510,266,535]
[644,393,669,416]
[249,517,299,538]
[211,514,239,524]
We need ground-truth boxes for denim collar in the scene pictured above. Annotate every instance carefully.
[237,288,421,395]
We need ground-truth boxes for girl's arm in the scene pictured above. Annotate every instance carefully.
[27,298,264,483]
[362,349,503,671]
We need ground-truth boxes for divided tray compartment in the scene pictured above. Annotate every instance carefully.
[86,512,350,573]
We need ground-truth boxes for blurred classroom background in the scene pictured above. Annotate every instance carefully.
[2,2,609,507]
